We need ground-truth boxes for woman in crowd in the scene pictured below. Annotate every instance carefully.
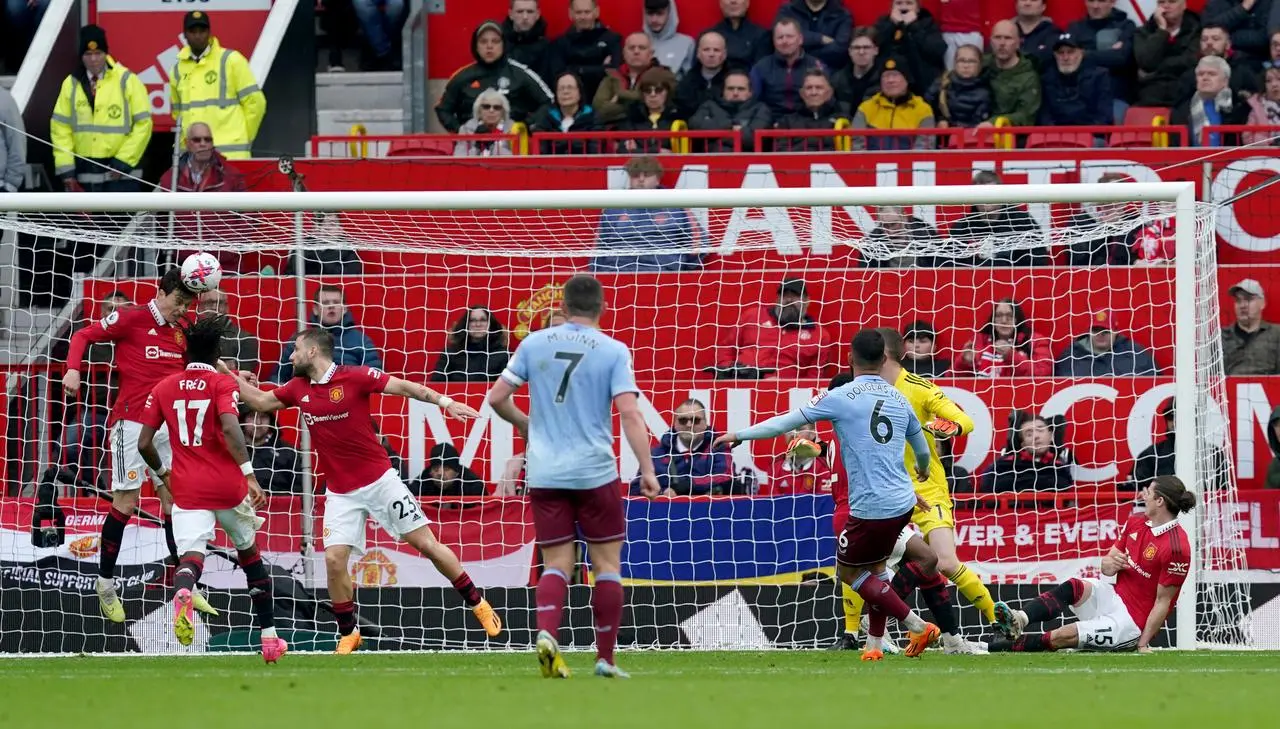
[957,298,1053,377]
[430,306,510,382]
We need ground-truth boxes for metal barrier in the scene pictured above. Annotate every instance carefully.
[1199,124,1280,147]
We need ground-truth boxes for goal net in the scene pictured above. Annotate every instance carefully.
[0,181,1259,654]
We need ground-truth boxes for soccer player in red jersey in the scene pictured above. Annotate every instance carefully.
[137,315,286,663]
[987,475,1196,653]
[61,268,217,622]
[229,327,502,653]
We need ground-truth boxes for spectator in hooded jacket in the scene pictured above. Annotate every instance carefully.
[675,31,728,119]
[453,89,516,157]
[1178,23,1261,98]
[592,155,703,272]
[1066,0,1138,122]
[594,32,660,126]
[431,306,510,382]
[947,170,1050,266]
[242,411,301,495]
[776,69,849,151]
[831,27,882,107]
[547,0,622,99]
[1054,311,1159,376]
[958,298,1054,377]
[1038,33,1114,130]
[859,205,943,267]
[632,399,733,496]
[688,69,773,151]
[759,423,838,496]
[271,285,383,382]
[902,320,951,377]
[851,57,937,150]
[1014,0,1062,68]
[436,21,552,132]
[1204,0,1272,64]
[714,277,835,379]
[709,0,771,69]
[751,18,827,118]
[504,0,551,81]
[644,0,694,75]
[979,414,1074,492]
[985,20,1042,126]
[411,442,488,502]
[1171,55,1252,146]
[529,71,599,154]
[774,0,853,71]
[1134,0,1201,108]
[873,0,946,95]
[926,43,993,129]
[618,66,682,152]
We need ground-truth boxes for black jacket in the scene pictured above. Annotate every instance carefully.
[547,23,623,99]
[903,356,951,378]
[979,447,1075,493]
[860,216,944,267]
[775,99,849,151]
[1039,64,1114,127]
[528,104,600,154]
[249,433,302,495]
[749,51,827,118]
[925,71,992,128]
[435,25,553,131]
[710,16,772,70]
[1130,432,1231,491]
[1066,210,1137,266]
[1205,0,1273,61]
[948,206,1051,266]
[687,96,773,152]
[675,65,727,119]
[1133,10,1201,108]
[873,9,946,94]
[616,101,683,153]
[831,63,881,108]
[410,443,487,502]
[502,16,552,81]
[1065,8,1138,103]
[774,0,854,70]
[1017,17,1063,69]
[430,345,509,383]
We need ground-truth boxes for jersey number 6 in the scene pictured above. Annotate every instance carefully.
[869,399,894,444]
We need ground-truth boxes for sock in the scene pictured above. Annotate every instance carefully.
[240,548,276,632]
[945,563,996,624]
[592,573,624,665]
[1008,631,1055,652]
[867,607,887,639]
[536,568,569,640]
[451,572,483,608]
[99,507,130,580]
[1024,578,1086,624]
[890,563,920,601]
[162,516,180,564]
[853,571,910,623]
[841,582,864,635]
[908,563,961,636]
[332,600,357,636]
[174,553,204,593]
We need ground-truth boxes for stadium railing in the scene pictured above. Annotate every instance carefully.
[1199,124,1280,147]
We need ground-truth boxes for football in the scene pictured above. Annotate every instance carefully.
[180,252,222,293]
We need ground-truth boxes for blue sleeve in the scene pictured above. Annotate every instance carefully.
[1092,73,1114,126]
[651,442,672,489]
[361,334,384,370]
[750,65,764,99]
[738,408,813,440]
[905,409,930,474]
[271,340,296,383]
[502,341,531,386]
[610,346,640,399]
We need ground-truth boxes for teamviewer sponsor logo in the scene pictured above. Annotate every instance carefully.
[303,411,350,426]
[145,346,183,360]
[146,345,160,359]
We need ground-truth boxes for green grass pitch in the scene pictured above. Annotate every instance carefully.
[2,651,1277,729]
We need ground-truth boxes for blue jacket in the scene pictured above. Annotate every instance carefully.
[750,51,826,118]
[1037,65,1113,127]
[271,312,384,382]
[591,196,703,272]
[1053,334,1159,377]
[630,428,733,495]
[774,0,852,70]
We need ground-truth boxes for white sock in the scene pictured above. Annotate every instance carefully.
[1016,610,1030,628]
[97,576,113,590]
[903,611,926,633]
[261,627,278,640]
[865,634,883,652]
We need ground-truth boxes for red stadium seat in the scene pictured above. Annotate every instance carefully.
[386,137,455,157]
[1025,130,1095,149]
[1109,106,1172,148]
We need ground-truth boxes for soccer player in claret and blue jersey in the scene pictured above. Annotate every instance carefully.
[487,274,661,679]
[137,314,285,663]
[715,329,941,661]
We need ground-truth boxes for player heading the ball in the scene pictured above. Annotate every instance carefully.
[227,327,502,653]
[487,274,660,680]
[986,475,1195,654]
[715,329,941,661]
[138,314,285,662]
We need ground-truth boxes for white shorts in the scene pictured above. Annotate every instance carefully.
[170,499,265,555]
[1071,579,1143,652]
[322,469,432,554]
[888,526,916,566]
[109,420,170,492]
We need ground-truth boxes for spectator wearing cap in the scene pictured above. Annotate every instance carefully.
[170,12,265,159]
[591,156,703,273]
[831,27,882,107]
[617,66,681,151]
[1170,56,1252,147]
[594,32,660,127]
[1178,23,1261,99]
[436,20,552,133]
[708,0,772,70]
[503,0,552,81]
[547,0,622,100]
[925,43,994,129]
[675,31,729,119]
[773,0,853,71]
[750,18,827,119]
[859,205,942,268]
[851,56,937,150]
[1065,0,1138,123]
[1054,312,1158,377]
[872,0,946,95]
[51,25,151,192]
[1014,0,1062,68]
[643,0,694,75]
[985,20,1042,127]
[776,68,849,151]
[1222,278,1280,375]
[713,278,835,380]
[902,321,951,377]
[1133,0,1201,108]
[1204,0,1272,65]
[687,69,773,152]
[1038,33,1114,133]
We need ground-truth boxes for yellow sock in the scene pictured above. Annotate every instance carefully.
[945,563,996,624]
[841,582,864,635]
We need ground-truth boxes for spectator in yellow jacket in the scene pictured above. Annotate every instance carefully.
[851,55,936,150]
[169,11,266,159]
[50,25,151,192]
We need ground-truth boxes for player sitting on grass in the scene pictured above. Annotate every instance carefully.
[716,329,940,661]
[226,327,502,653]
[137,314,285,662]
[987,475,1195,654]
[487,274,661,679]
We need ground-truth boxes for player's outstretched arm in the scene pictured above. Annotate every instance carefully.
[713,409,813,449]
[220,411,265,508]
[616,392,660,498]
[383,376,479,421]
[1137,584,1178,653]
[486,378,529,440]
[923,389,976,439]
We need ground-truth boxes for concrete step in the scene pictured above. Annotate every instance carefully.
[316,71,403,111]
[317,108,404,139]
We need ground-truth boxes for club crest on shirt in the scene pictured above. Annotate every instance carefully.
[1143,544,1157,561]
[329,386,344,403]
[173,330,185,347]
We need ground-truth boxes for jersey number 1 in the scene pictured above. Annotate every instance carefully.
[173,399,210,447]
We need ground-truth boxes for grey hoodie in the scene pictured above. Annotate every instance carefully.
[644,0,694,75]
[0,87,25,192]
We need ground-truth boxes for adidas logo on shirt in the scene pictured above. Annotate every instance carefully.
[301,395,311,403]
[147,328,157,335]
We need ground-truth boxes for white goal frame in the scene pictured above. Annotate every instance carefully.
[0,181,1208,649]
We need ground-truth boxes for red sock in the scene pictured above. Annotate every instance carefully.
[592,574,623,665]
[867,607,888,639]
[536,568,569,639]
[856,573,911,622]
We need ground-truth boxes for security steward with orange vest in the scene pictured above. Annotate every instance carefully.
[50,25,152,192]
[170,11,266,159]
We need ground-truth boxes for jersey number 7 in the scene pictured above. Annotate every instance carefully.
[553,351,583,404]
[173,399,210,447]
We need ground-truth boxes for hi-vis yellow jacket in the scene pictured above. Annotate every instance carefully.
[169,37,266,159]
[50,57,152,181]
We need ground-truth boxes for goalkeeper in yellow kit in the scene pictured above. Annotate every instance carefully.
[831,328,996,650]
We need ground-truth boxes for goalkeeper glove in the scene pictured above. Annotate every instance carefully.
[786,436,823,460]
[923,418,962,440]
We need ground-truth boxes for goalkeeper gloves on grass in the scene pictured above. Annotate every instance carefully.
[923,418,962,440]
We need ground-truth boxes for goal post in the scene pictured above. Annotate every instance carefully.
[0,181,1254,653]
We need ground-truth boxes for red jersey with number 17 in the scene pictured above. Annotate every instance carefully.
[1113,513,1191,629]
[140,363,247,510]
[272,363,391,494]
